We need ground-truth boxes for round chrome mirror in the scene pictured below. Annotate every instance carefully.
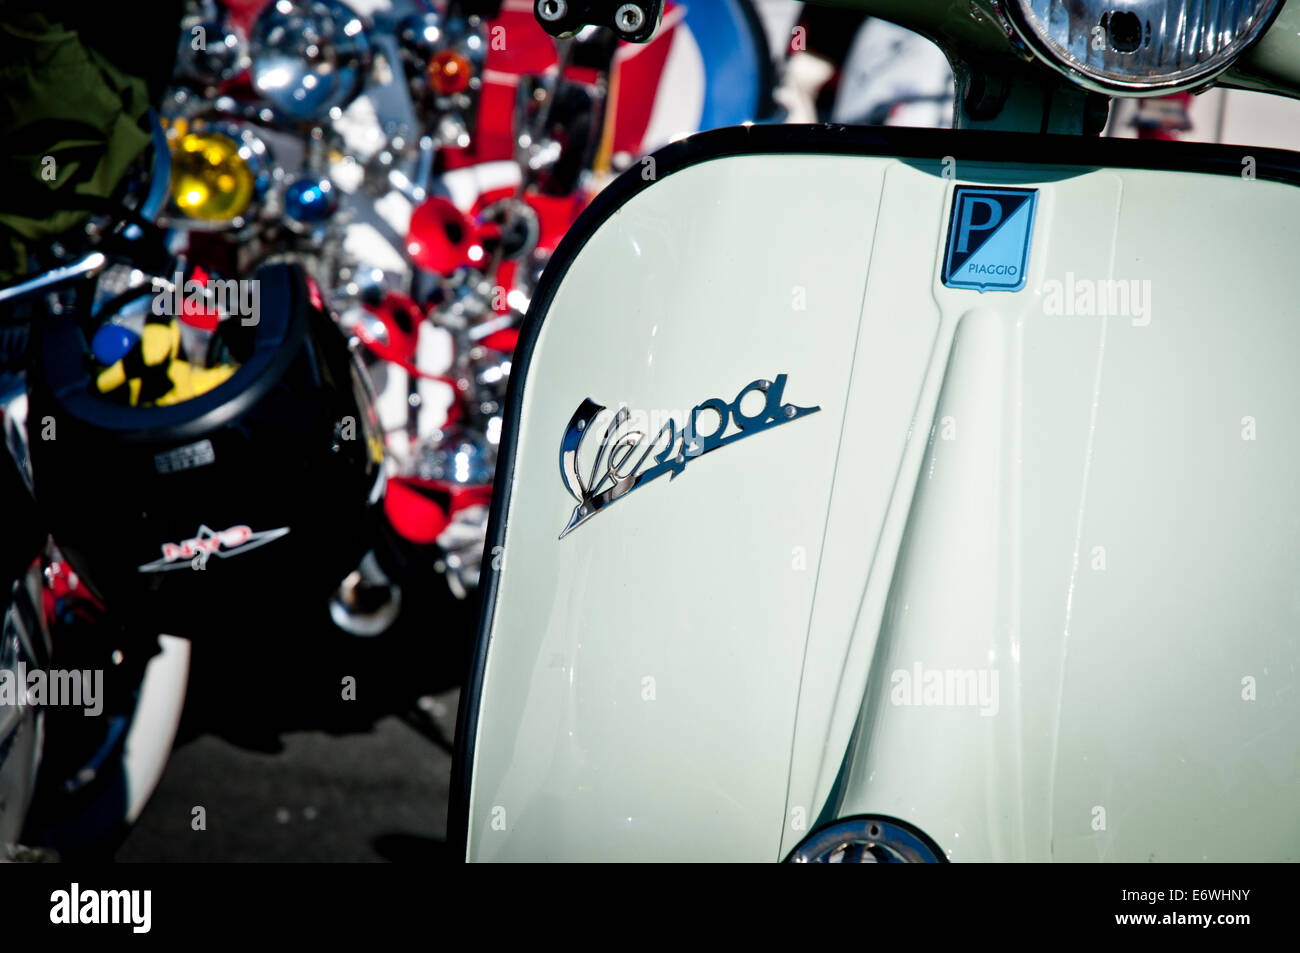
[250,0,371,122]
[174,19,250,87]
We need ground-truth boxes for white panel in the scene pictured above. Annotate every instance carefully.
[470,146,1300,862]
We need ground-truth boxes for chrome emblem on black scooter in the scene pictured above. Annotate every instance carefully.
[558,374,820,538]
[137,523,291,572]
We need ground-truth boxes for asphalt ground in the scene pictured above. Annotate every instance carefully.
[112,588,473,862]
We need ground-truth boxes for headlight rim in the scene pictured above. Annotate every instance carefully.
[1000,0,1286,97]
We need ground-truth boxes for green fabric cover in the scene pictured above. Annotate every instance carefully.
[0,9,152,280]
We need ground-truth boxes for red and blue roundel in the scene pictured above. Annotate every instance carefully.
[609,0,771,155]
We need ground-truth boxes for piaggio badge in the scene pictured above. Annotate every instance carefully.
[942,186,1038,292]
[137,524,290,572]
[558,374,819,538]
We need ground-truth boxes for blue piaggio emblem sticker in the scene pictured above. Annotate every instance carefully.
[942,186,1038,292]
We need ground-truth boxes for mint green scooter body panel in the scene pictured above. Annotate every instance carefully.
[458,127,1300,861]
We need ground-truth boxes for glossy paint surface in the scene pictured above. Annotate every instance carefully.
[467,145,1300,861]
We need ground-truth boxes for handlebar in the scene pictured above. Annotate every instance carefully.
[0,253,108,307]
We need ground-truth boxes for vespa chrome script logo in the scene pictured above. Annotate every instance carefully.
[137,524,290,572]
[559,374,819,538]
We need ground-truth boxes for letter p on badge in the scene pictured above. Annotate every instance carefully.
[942,186,1037,292]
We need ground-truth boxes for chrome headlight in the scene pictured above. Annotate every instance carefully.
[787,816,946,863]
[1005,0,1282,95]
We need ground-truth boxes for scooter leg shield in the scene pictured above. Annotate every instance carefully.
[457,125,1300,862]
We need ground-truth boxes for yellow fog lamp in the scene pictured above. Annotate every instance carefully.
[169,131,255,222]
